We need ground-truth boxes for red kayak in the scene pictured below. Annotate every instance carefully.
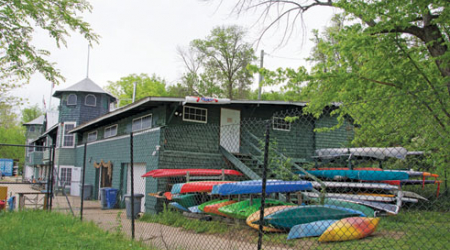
[203,200,238,217]
[312,167,383,171]
[180,181,235,194]
[142,169,243,178]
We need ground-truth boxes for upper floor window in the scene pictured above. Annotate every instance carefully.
[273,116,291,131]
[104,125,118,138]
[63,122,76,147]
[132,115,152,132]
[29,126,35,132]
[67,94,77,105]
[87,131,97,142]
[85,94,97,107]
[183,106,207,123]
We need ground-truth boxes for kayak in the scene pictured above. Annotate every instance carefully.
[301,170,409,181]
[303,192,418,203]
[188,205,202,213]
[211,180,313,195]
[180,181,235,193]
[217,198,294,219]
[142,169,243,178]
[246,205,297,232]
[325,198,399,215]
[203,200,238,217]
[254,205,361,230]
[168,202,190,212]
[198,199,224,212]
[323,204,368,217]
[171,194,202,208]
[322,199,375,217]
[318,217,380,242]
[287,220,337,240]
[309,181,398,191]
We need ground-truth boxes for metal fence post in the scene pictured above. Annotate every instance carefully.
[49,144,56,211]
[46,146,52,211]
[80,143,87,221]
[258,120,271,250]
[130,132,135,240]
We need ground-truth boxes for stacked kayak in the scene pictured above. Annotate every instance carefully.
[211,180,313,195]
[142,168,243,178]
[218,198,294,219]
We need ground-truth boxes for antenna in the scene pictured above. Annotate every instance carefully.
[86,45,90,78]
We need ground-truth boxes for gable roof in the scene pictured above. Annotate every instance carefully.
[53,78,116,101]
[23,115,45,126]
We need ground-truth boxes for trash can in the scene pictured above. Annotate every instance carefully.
[80,184,93,200]
[7,196,15,211]
[124,194,144,219]
[100,188,108,209]
[105,188,118,209]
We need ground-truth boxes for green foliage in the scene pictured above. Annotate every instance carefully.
[0,210,150,250]
[105,73,169,107]
[0,103,25,164]
[21,105,44,124]
[180,25,257,99]
[0,0,99,94]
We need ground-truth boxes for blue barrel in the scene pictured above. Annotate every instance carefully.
[106,188,118,209]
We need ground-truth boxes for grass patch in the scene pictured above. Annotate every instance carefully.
[139,207,241,234]
[0,210,152,250]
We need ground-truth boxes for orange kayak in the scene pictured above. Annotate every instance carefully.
[203,200,237,217]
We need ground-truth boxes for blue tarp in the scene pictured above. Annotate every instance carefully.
[211,180,313,195]
[0,159,13,176]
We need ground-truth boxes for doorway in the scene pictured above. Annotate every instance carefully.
[220,108,241,153]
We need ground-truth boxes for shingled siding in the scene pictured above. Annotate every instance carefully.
[315,114,355,150]
[59,92,110,125]
[55,148,76,166]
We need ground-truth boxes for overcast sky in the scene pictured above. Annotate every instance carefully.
[13,0,336,110]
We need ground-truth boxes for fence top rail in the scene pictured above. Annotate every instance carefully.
[0,143,54,149]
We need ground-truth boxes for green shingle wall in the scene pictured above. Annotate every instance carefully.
[315,114,354,150]
[59,93,110,125]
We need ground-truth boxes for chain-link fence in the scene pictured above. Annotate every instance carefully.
[1,98,449,250]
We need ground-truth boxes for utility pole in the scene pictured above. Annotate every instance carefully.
[132,81,137,103]
[257,50,264,101]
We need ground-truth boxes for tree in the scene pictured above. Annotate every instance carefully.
[105,74,169,107]
[254,10,450,174]
[0,0,99,99]
[180,25,257,99]
[0,103,25,166]
[22,105,45,124]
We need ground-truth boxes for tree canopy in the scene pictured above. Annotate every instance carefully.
[179,25,257,99]
[0,0,99,101]
[105,73,169,107]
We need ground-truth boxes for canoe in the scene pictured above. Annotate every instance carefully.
[211,180,313,195]
[168,202,190,212]
[203,200,238,217]
[188,205,202,213]
[171,194,202,208]
[312,167,382,171]
[323,205,368,217]
[254,205,361,230]
[180,181,235,193]
[322,199,375,217]
[310,181,398,191]
[218,198,294,219]
[302,170,409,181]
[142,169,243,178]
[318,217,380,242]
[303,192,418,203]
[246,205,296,232]
[287,220,337,240]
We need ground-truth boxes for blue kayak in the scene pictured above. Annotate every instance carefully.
[300,170,409,181]
[171,183,184,194]
[287,220,337,240]
[168,202,190,212]
[211,180,313,195]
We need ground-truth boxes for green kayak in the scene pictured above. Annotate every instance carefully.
[323,199,375,217]
[218,198,294,220]
[171,194,202,208]
[254,205,361,230]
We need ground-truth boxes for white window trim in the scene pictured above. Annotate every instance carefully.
[87,131,98,142]
[183,106,208,124]
[67,94,77,106]
[132,114,152,132]
[62,122,77,148]
[272,116,291,132]
[104,124,118,138]
[85,94,97,107]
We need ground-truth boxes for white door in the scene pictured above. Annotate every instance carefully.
[127,163,146,213]
[220,108,241,153]
[70,167,81,196]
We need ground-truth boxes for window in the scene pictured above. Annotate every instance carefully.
[67,94,77,105]
[62,122,76,147]
[132,115,152,132]
[104,125,118,138]
[273,116,291,131]
[60,168,72,186]
[183,106,207,123]
[29,126,35,132]
[87,131,97,142]
[85,94,97,107]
